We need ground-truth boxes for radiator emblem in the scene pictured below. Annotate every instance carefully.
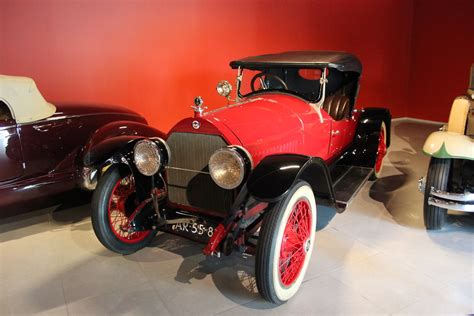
[192,120,200,129]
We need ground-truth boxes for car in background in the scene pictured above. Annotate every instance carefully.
[419,65,474,229]
[89,51,391,304]
[0,75,163,216]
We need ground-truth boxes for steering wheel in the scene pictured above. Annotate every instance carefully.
[250,73,288,92]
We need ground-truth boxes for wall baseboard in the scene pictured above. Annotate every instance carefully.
[392,117,446,125]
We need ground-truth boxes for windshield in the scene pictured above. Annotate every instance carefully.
[237,67,324,102]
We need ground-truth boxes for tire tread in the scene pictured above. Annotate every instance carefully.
[424,158,450,230]
[255,181,313,304]
[91,166,156,254]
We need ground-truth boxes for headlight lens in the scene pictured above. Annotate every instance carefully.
[216,80,232,98]
[134,139,161,176]
[209,147,246,189]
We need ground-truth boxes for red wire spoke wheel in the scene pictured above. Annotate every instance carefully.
[256,181,317,304]
[372,121,387,179]
[91,166,156,255]
[107,176,151,244]
[279,199,312,286]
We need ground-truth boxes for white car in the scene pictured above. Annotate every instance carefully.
[419,65,474,229]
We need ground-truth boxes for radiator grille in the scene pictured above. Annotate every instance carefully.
[166,132,233,213]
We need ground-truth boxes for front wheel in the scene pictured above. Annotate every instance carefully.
[91,166,156,254]
[256,181,317,304]
[424,158,451,230]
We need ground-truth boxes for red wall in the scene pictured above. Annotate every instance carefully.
[408,0,474,122]
[0,0,414,132]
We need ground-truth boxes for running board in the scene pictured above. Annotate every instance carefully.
[331,165,373,207]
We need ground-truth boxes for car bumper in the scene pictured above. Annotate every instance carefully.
[78,166,98,190]
[418,177,474,212]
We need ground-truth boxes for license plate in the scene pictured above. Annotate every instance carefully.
[170,222,215,238]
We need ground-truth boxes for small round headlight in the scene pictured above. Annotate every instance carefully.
[209,147,246,190]
[134,139,161,176]
[216,80,232,98]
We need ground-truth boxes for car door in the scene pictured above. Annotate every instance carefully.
[343,109,358,145]
[329,115,359,157]
[329,119,347,157]
[18,116,73,176]
[0,101,24,182]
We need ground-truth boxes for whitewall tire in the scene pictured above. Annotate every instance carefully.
[256,181,317,304]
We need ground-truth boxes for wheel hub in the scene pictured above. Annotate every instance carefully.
[304,239,311,253]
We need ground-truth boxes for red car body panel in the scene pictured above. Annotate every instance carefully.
[168,116,242,146]
[168,93,359,166]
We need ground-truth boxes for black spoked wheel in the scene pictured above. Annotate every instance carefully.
[424,158,451,230]
[255,181,317,304]
[91,166,156,254]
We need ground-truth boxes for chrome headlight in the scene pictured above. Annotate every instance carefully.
[209,146,252,190]
[134,139,161,176]
[216,80,232,98]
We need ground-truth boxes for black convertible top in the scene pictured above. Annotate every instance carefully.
[230,51,362,74]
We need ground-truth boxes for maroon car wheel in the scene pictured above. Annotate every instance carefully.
[91,166,156,254]
[256,181,317,304]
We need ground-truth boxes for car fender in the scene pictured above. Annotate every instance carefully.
[81,120,166,167]
[423,131,474,160]
[340,107,391,168]
[246,154,336,205]
[98,138,165,201]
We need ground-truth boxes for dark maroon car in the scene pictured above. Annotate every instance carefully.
[0,75,163,215]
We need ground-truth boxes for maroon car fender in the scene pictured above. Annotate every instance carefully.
[81,120,166,167]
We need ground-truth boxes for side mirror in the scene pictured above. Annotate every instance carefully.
[216,80,232,98]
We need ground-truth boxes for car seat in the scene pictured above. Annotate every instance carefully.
[323,94,350,121]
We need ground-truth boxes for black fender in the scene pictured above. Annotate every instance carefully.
[246,154,336,205]
[81,120,166,167]
[104,139,166,202]
[341,107,391,168]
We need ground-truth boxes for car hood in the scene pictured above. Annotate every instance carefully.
[205,94,305,163]
[53,103,142,118]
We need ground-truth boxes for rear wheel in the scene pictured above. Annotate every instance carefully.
[370,121,387,180]
[424,158,451,230]
[91,166,156,254]
[255,181,317,304]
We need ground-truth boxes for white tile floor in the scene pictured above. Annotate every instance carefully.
[0,120,473,315]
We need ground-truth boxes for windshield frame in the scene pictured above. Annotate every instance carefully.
[235,66,326,103]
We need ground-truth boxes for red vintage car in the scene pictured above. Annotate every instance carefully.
[0,75,161,216]
[90,51,391,304]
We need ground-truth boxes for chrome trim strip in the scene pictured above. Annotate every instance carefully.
[230,145,254,169]
[428,197,474,212]
[78,166,98,190]
[418,177,426,193]
[17,112,143,127]
[165,166,210,175]
[430,187,474,202]
[150,137,172,165]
